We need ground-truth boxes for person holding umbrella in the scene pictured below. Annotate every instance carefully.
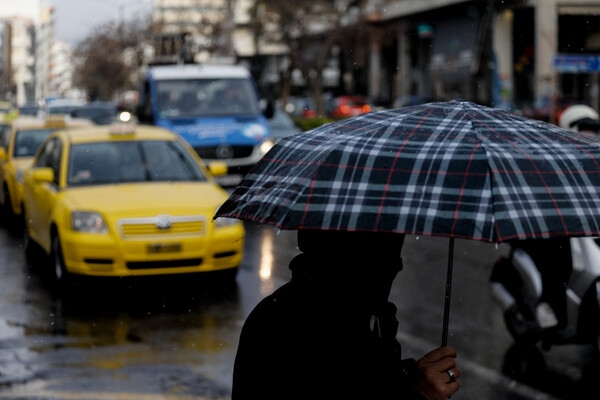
[217,100,600,398]
[232,229,460,400]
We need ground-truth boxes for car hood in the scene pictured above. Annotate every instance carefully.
[64,181,229,217]
[157,116,270,146]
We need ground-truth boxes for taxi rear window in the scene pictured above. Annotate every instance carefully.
[67,140,207,186]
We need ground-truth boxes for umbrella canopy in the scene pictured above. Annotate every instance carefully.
[216,101,600,242]
[215,100,600,345]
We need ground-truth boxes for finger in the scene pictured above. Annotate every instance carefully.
[440,379,461,397]
[444,367,461,382]
[451,367,461,380]
[447,380,461,396]
[427,373,461,398]
[430,357,457,372]
[420,346,457,363]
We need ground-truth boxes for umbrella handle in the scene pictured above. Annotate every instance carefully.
[441,237,455,347]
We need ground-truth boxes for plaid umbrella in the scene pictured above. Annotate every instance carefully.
[215,100,600,344]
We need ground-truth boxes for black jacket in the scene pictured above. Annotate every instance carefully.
[232,253,424,399]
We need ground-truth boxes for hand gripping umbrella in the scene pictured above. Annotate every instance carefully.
[215,100,600,345]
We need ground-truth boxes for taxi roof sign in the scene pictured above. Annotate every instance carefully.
[110,122,136,136]
[44,114,68,128]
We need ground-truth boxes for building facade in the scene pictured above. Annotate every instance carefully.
[152,0,235,62]
[0,21,12,102]
[303,0,599,117]
[0,0,58,106]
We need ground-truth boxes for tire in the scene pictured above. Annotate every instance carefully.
[502,343,547,383]
[51,234,71,288]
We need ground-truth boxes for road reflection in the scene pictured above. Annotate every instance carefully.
[1,221,600,399]
[258,226,276,295]
[21,269,242,354]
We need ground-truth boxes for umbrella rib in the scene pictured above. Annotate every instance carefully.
[374,108,434,230]
[472,115,572,238]
[450,141,483,237]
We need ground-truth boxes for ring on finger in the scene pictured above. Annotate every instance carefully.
[445,368,455,383]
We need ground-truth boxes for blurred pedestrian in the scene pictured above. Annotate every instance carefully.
[559,104,599,136]
[232,229,460,400]
[575,117,600,136]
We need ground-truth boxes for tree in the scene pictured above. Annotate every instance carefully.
[253,1,364,116]
[73,16,154,102]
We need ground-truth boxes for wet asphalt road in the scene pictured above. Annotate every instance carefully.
[0,221,599,399]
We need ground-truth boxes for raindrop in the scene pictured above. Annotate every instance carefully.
[415,236,420,240]
[495,243,498,250]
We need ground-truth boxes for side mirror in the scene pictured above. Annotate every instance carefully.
[0,147,6,161]
[32,167,54,183]
[208,161,228,177]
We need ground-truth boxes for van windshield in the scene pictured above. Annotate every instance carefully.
[156,78,260,118]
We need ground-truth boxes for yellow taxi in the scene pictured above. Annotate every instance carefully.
[0,115,93,224]
[22,118,244,285]
[0,102,18,121]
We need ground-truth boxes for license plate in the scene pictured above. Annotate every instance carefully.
[147,243,182,254]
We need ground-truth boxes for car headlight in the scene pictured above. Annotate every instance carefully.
[214,217,240,228]
[260,139,274,155]
[71,211,108,233]
[16,168,24,185]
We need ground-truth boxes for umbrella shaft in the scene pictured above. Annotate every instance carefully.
[442,237,455,347]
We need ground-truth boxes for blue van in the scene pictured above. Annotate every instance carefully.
[138,64,273,184]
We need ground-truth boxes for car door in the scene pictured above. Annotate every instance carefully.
[28,137,62,252]
[0,123,11,206]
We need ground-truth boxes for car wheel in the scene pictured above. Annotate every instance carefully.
[51,234,70,287]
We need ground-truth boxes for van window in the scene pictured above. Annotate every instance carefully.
[156,78,260,118]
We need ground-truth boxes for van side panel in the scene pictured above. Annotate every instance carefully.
[140,64,272,181]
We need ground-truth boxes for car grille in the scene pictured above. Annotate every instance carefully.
[212,251,238,267]
[194,145,254,160]
[127,258,203,270]
[118,215,207,238]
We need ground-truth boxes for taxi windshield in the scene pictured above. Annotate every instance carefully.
[156,78,260,118]
[14,129,56,157]
[67,140,208,186]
